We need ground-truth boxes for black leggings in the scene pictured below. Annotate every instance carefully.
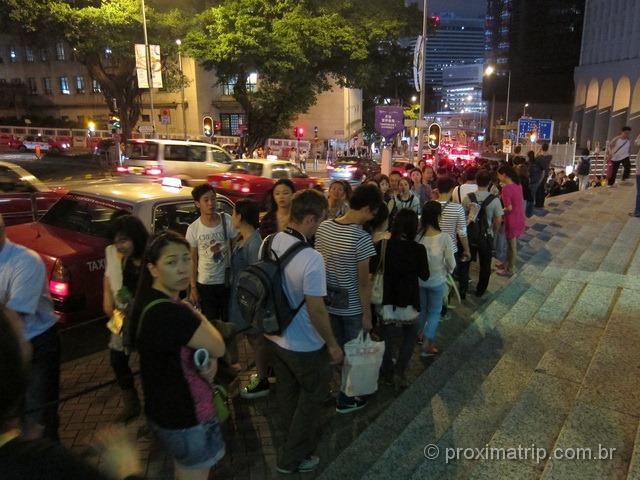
[110,349,135,391]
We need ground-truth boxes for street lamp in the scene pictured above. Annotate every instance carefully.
[176,38,187,139]
[484,65,511,140]
[523,102,529,117]
[411,95,417,103]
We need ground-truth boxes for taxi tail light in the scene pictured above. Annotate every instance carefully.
[347,166,358,172]
[326,164,334,170]
[49,260,70,299]
[144,166,163,176]
[116,165,128,173]
[233,181,251,193]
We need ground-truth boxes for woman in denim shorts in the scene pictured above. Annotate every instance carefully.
[132,232,226,479]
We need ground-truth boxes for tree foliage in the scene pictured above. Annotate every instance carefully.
[2,0,188,139]
[186,0,417,148]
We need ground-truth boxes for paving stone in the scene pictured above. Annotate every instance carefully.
[565,284,617,327]
[626,420,640,480]
[532,280,585,329]
[541,402,636,480]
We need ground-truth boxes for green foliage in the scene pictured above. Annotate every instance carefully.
[186,0,415,148]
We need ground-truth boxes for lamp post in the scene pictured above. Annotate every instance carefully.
[141,0,156,137]
[523,102,529,117]
[484,65,511,142]
[416,0,429,162]
[176,39,187,139]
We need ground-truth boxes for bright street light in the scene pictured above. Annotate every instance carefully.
[523,102,529,116]
[484,65,495,76]
[411,95,417,103]
[175,38,181,46]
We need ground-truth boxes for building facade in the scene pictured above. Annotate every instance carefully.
[442,64,485,113]
[573,0,640,150]
[0,35,360,146]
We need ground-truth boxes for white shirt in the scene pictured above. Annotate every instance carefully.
[452,183,479,204]
[0,239,57,340]
[263,232,327,352]
[416,232,456,288]
[610,136,631,162]
[186,214,237,285]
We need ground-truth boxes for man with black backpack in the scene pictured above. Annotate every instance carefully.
[258,189,343,474]
[462,170,503,297]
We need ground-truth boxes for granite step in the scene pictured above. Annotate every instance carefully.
[542,288,640,480]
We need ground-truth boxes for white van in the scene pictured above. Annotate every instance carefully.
[119,139,233,185]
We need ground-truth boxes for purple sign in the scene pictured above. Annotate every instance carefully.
[374,106,404,139]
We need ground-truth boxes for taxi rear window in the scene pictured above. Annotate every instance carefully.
[40,197,124,237]
[228,162,263,176]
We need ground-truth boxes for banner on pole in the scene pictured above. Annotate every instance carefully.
[135,44,163,89]
[375,106,404,139]
[413,35,424,93]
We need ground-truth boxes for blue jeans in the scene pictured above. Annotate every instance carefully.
[635,175,640,216]
[330,313,362,348]
[419,284,446,341]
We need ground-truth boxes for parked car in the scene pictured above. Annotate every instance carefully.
[207,159,321,209]
[447,146,473,163]
[0,161,65,225]
[117,139,233,185]
[5,181,234,325]
[326,156,380,184]
[15,135,71,155]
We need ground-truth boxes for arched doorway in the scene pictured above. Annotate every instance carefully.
[607,77,631,139]
[593,78,613,148]
[580,78,600,147]
[573,81,587,143]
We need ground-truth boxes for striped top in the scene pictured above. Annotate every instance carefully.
[315,219,376,315]
[438,201,467,254]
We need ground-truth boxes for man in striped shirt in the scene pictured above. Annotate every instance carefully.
[436,177,471,299]
[315,184,383,414]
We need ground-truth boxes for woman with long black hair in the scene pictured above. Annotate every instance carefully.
[103,213,148,422]
[131,231,226,480]
[258,179,296,238]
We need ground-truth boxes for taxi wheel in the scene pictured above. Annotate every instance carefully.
[18,145,26,152]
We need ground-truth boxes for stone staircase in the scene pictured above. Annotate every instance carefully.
[319,184,640,480]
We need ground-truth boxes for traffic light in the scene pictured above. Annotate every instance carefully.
[109,115,121,131]
[214,121,222,132]
[294,126,304,138]
[427,123,441,150]
[203,116,213,137]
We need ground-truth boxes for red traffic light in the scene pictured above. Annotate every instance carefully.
[294,126,304,138]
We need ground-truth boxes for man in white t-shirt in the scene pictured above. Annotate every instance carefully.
[451,166,479,204]
[263,189,342,474]
[186,184,238,323]
[607,126,633,186]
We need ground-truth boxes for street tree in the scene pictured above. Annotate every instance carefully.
[3,0,187,139]
[186,0,416,150]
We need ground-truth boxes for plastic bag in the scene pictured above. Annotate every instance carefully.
[341,331,385,397]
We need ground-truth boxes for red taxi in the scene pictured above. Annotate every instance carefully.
[0,161,65,225]
[207,159,321,209]
[6,181,233,325]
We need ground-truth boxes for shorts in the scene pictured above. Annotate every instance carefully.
[150,418,226,469]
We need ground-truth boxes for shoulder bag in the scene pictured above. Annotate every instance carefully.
[370,239,387,305]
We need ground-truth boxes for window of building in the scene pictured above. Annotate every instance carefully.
[9,46,18,63]
[219,113,246,136]
[246,73,258,93]
[55,42,66,61]
[141,114,150,122]
[25,47,35,63]
[0,79,6,85]
[11,78,21,85]
[43,77,52,95]
[92,79,101,93]
[222,79,236,96]
[75,76,85,94]
[40,48,48,62]
[59,76,70,95]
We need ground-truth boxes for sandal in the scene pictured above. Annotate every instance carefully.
[496,268,513,277]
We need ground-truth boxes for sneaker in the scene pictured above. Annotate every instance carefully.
[336,397,368,414]
[240,375,270,399]
[277,456,320,474]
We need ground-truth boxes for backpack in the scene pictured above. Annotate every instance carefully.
[577,156,591,176]
[467,193,496,255]
[236,234,310,335]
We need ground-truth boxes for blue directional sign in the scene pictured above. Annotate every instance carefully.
[517,118,554,142]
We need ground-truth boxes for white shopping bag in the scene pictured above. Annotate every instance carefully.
[341,331,386,397]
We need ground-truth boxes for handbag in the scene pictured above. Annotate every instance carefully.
[341,330,386,397]
[371,239,387,305]
[443,273,461,309]
[212,384,230,423]
[106,308,125,335]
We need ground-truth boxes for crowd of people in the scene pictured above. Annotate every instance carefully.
[0,144,536,478]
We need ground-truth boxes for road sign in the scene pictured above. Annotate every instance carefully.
[160,110,171,125]
[138,125,154,134]
[502,138,512,154]
[517,118,554,142]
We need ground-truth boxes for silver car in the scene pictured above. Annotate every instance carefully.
[119,139,233,185]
